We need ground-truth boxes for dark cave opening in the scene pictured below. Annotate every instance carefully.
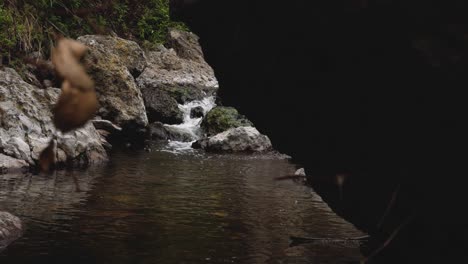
[172,0,468,262]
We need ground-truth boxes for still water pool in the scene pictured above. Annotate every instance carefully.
[0,146,364,263]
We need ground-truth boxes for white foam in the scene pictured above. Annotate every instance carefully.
[162,96,216,153]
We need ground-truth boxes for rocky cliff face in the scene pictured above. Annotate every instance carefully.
[0,68,107,172]
[1,27,259,172]
[137,29,219,125]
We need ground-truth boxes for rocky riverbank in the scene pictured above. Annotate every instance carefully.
[1,28,286,248]
[1,28,283,176]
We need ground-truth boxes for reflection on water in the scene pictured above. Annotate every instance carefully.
[0,147,365,263]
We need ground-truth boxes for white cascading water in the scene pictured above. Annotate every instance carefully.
[163,96,216,152]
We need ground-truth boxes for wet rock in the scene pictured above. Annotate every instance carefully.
[55,122,108,166]
[165,126,197,142]
[2,137,32,164]
[295,168,306,176]
[190,106,204,118]
[0,68,107,169]
[90,119,122,150]
[149,122,197,142]
[193,127,272,152]
[92,119,122,134]
[149,122,169,140]
[201,106,253,136]
[78,35,148,129]
[136,30,218,124]
[0,154,28,174]
[145,89,184,124]
[0,212,23,252]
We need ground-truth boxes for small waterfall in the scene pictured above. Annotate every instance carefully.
[163,96,216,152]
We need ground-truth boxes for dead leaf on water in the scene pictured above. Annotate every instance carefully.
[212,211,228,218]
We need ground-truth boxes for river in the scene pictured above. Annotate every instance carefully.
[0,144,365,263]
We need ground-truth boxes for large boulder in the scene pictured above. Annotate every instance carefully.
[0,212,22,252]
[192,127,272,152]
[145,88,183,124]
[0,68,108,169]
[136,29,218,124]
[201,106,253,136]
[77,35,148,128]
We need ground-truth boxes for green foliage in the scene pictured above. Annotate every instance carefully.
[0,0,188,64]
[201,107,253,136]
[135,0,187,44]
[0,5,16,56]
[164,86,204,104]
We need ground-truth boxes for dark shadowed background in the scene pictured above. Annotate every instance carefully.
[171,0,468,262]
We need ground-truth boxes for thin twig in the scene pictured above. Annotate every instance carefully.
[46,19,67,37]
[362,213,415,263]
[274,175,306,181]
[291,235,370,242]
[290,235,369,247]
[377,183,401,229]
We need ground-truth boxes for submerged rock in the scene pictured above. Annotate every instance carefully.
[193,127,272,152]
[78,35,148,129]
[164,126,198,142]
[190,106,204,118]
[136,29,218,124]
[201,106,253,136]
[149,122,169,140]
[149,122,197,142]
[0,68,108,169]
[0,212,23,252]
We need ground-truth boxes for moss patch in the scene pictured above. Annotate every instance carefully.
[163,86,204,104]
[201,106,253,136]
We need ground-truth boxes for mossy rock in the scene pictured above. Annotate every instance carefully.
[143,89,184,124]
[164,86,205,104]
[201,106,253,136]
